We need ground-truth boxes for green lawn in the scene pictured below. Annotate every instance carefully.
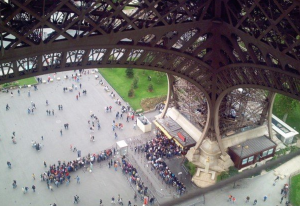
[99,68,168,111]
[290,174,300,206]
[16,77,38,86]
[273,94,300,134]
[1,77,37,88]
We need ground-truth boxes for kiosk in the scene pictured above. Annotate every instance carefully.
[116,140,128,156]
[137,116,152,133]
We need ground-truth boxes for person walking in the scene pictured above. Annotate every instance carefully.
[263,195,267,202]
[115,132,118,139]
[60,129,62,136]
[111,196,115,204]
[114,162,118,171]
[32,185,36,192]
[12,180,17,188]
[76,175,80,184]
[32,173,35,180]
[246,196,250,203]
[6,104,10,111]
[228,195,232,202]
[44,161,47,168]
[74,195,79,204]
[232,197,236,204]
[7,161,12,169]
[253,199,257,205]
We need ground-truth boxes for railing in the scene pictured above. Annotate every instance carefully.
[125,155,161,205]
[128,140,188,199]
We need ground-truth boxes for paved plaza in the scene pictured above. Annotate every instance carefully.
[1,69,299,206]
[0,70,158,206]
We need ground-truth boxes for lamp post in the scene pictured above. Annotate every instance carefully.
[233,144,248,188]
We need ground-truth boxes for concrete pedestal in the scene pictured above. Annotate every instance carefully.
[186,139,234,174]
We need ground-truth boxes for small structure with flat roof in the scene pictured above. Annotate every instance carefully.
[137,115,152,133]
[272,114,298,144]
[116,140,128,156]
[228,135,277,170]
[154,117,196,149]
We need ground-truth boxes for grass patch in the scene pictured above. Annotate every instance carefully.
[99,68,168,111]
[273,94,300,133]
[216,166,239,182]
[16,77,37,86]
[1,77,37,89]
[290,174,300,206]
[184,160,197,177]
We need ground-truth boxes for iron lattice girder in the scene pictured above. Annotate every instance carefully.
[1,0,300,100]
[218,88,269,136]
[172,77,208,131]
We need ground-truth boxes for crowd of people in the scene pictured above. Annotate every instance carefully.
[121,157,156,205]
[40,150,113,189]
[4,69,176,205]
[139,133,187,195]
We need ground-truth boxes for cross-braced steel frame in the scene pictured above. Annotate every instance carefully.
[1,0,300,157]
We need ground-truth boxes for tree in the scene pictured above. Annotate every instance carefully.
[154,71,165,83]
[128,88,135,97]
[148,83,153,92]
[273,94,299,122]
[125,68,134,78]
[133,77,139,89]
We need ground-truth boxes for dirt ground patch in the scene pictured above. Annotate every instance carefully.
[140,95,167,111]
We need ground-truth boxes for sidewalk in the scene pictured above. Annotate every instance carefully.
[173,153,300,206]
